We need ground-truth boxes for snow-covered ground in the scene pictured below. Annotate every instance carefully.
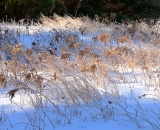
[0,16,160,130]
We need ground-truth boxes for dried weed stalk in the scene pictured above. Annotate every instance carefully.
[98,33,111,43]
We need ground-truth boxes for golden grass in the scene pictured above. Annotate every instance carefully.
[0,74,6,86]
[0,16,160,109]
[98,33,111,43]
[118,36,128,43]
[1,15,160,129]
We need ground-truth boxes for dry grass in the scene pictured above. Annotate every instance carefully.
[98,33,111,43]
[0,15,160,129]
[0,36,159,105]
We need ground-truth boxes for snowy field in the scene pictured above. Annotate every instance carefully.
[0,15,160,130]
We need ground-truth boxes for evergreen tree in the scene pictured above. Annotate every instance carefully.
[0,0,6,20]
[0,0,55,20]
[0,0,159,23]
[104,0,160,22]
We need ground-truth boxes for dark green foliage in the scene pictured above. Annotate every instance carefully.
[78,0,105,18]
[103,0,160,22]
[52,0,67,15]
[63,0,159,23]
[0,0,6,20]
[0,0,55,21]
[0,0,159,23]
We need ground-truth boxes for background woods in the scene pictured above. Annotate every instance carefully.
[0,0,159,23]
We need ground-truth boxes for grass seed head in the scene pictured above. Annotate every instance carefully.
[118,36,128,43]
[61,53,68,59]
[142,66,149,72]
[12,44,22,54]
[68,62,75,68]
[37,53,42,61]
[98,33,111,43]
[74,42,82,50]
[104,50,113,56]
[25,73,32,80]
[0,74,6,86]
[79,50,85,57]
[80,65,87,72]
[90,64,97,73]
[26,49,33,57]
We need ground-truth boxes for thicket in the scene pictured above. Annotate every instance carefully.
[0,0,159,23]
[0,0,55,20]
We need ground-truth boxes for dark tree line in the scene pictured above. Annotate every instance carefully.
[0,0,159,23]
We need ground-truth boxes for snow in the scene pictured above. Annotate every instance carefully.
[0,18,160,130]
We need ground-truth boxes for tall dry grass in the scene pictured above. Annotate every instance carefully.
[0,15,160,129]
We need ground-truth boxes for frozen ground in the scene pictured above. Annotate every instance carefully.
[0,79,159,130]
